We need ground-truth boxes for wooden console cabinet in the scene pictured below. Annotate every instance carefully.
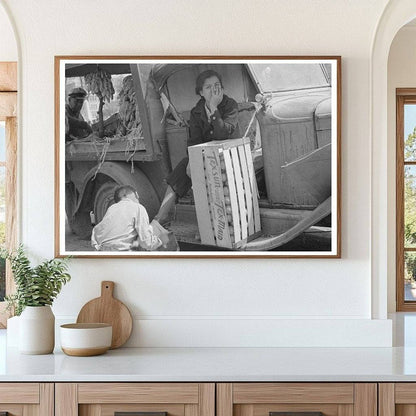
[0,381,403,416]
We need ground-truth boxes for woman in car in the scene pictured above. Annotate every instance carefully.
[153,69,240,226]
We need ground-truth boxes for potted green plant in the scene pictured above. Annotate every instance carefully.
[1,245,71,354]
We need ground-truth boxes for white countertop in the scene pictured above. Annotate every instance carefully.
[1,330,416,382]
[3,314,416,382]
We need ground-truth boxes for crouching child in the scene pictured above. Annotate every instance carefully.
[91,185,169,251]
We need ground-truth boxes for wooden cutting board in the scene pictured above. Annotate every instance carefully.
[76,281,133,349]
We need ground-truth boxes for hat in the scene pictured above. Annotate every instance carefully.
[68,87,87,100]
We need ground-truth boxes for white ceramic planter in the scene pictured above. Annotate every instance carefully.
[19,305,55,354]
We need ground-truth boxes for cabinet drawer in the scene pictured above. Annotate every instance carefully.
[0,383,53,416]
[0,383,39,403]
[217,383,376,416]
[78,383,200,404]
[56,383,215,416]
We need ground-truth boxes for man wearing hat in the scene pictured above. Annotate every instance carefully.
[65,87,93,141]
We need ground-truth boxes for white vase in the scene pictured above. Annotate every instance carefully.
[19,306,55,354]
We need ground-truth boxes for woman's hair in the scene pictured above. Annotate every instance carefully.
[195,70,223,95]
[114,185,137,203]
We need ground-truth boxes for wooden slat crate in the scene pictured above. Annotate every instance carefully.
[188,138,261,249]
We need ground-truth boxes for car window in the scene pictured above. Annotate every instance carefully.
[165,64,251,115]
[65,74,128,123]
[249,63,330,93]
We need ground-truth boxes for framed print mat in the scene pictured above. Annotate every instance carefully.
[55,56,341,258]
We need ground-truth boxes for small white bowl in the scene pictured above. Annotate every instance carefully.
[60,323,112,356]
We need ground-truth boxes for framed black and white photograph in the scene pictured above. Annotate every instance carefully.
[55,56,341,258]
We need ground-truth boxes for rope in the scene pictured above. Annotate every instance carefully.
[92,137,111,180]
[126,136,138,173]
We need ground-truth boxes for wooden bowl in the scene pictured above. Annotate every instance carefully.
[60,323,112,356]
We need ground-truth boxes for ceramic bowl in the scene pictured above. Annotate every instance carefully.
[60,323,112,356]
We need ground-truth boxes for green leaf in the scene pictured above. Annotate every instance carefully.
[5,245,71,315]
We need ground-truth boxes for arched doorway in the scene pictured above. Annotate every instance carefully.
[371,0,416,319]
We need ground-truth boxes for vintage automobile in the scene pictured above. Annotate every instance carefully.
[63,61,334,251]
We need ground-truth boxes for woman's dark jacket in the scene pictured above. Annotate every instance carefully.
[166,94,240,198]
[188,94,240,146]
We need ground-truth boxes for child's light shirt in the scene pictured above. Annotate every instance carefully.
[91,199,162,251]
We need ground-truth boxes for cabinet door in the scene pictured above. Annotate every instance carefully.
[379,383,416,416]
[56,383,215,416]
[217,383,377,416]
[0,383,53,416]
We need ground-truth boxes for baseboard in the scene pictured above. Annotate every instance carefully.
[56,317,392,347]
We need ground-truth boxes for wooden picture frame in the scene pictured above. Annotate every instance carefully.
[55,56,341,258]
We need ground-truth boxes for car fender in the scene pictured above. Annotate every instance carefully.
[74,161,160,218]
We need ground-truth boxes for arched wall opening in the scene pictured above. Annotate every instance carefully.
[0,2,18,61]
[387,19,416,313]
[371,0,416,319]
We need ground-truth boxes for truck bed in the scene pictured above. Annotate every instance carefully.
[65,136,146,161]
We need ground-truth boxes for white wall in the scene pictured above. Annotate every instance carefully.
[387,25,416,312]
[0,3,17,61]
[0,0,393,346]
